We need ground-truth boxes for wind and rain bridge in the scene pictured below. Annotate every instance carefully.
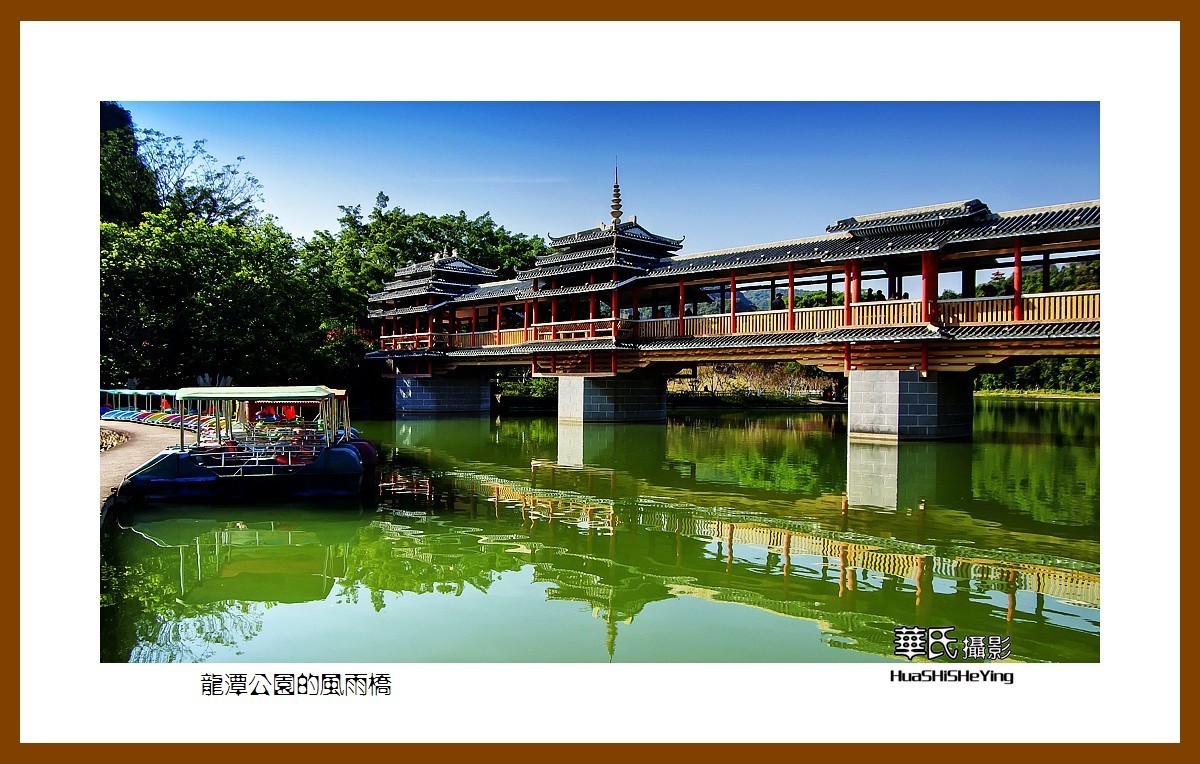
[367,180,1099,440]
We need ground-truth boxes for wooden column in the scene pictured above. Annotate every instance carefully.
[826,272,833,306]
[852,261,862,303]
[920,251,938,323]
[843,264,853,326]
[1042,252,1052,293]
[730,271,738,333]
[611,269,619,326]
[677,278,685,334]
[961,267,972,297]
[632,286,639,319]
[496,301,502,343]
[471,307,478,335]
[787,262,796,331]
[523,299,531,342]
[1012,239,1024,321]
[550,294,558,339]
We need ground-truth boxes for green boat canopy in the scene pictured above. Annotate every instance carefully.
[175,385,346,401]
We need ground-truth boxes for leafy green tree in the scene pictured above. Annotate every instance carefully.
[300,193,548,335]
[100,102,160,225]
[101,211,331,386]
[794,289,842,308]
[136,129,265,225]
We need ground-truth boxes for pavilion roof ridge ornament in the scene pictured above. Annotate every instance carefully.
[610,162,623,226]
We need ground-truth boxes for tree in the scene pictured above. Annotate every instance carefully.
[100,102,160,225]
[795,290,842,308]
[101,211,332,386]
[300,194,549,335]
[136,129,265,225]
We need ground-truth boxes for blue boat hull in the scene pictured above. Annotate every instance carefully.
[120,446,365,503]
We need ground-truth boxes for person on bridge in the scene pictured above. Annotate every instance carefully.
[771,292,786,310]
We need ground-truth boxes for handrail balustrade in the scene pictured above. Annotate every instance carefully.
[850,300,923,327]
[940,290,1099,325]
[377,290,1100,350]
[379,332,450,350]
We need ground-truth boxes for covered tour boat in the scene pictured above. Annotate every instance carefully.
[118,386,373,503]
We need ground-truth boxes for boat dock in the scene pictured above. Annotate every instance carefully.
[99,421,194,523]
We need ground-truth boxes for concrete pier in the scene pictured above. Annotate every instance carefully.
[847,370,973,440]
[557,374,667,423]
[846,439,972,510]
[394,374,492,414]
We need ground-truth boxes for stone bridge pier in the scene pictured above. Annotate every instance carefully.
[393,372,492,415]
[847,370,973,441]
[557,371,668,423]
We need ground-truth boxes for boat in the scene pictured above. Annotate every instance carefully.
[117,386,369,503]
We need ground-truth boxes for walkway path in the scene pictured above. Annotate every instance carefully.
[99,421,193,504]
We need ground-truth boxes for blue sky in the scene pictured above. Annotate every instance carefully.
[120,101,1099,254]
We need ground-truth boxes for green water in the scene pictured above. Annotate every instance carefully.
[100,399,1099,663]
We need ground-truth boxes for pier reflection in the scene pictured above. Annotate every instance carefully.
[101,404,1099,663]
[371,463,1098,661]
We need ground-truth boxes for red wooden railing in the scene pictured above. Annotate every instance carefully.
[378,291,1100,350]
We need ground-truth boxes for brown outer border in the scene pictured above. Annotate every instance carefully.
[10,0,1185,754]
[4,4,1195,20]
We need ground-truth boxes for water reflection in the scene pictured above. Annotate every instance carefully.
[101,401,1099,663]
[101,508,362,662]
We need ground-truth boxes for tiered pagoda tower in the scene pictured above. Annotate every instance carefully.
[369,250,498,350]
[520,170,683,302]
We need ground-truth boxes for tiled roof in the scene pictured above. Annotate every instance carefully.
[516,338,630,353]
[453,279,530,302]
[634,332,822,351]
[364,198,1100,312]
[367,301,452,318]
[817,325,946,343]
[364,349,446,360]
[508,278,639,301]
[442,339,631,357]
[828,199,991,236]
[533,244,661,268]
[368,281,455,303]
[808,200,1101,263]
[649,234,844,277]
[546,220,684,249]
[944,321,1100,340]
[518,257,651,281]
[389,254,498,279]
[945,200,1100,244]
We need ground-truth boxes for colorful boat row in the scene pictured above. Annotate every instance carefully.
[106,386,377,504]
[101,408,227,431]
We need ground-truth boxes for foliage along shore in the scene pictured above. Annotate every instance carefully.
[973,389,1099,400]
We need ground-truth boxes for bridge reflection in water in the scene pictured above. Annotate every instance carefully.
[367,409,1098,662]
[101,405,1098,663]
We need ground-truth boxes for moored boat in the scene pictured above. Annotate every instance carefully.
[118,386,367,503]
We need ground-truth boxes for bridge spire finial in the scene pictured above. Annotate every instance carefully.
[610,158,622,226]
